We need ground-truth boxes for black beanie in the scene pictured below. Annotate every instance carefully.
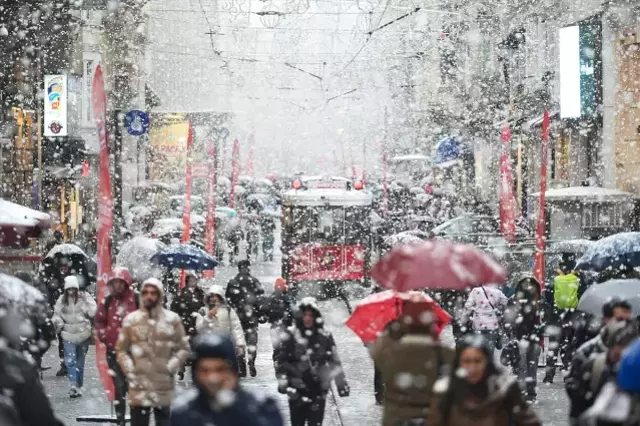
[191,333,239,376]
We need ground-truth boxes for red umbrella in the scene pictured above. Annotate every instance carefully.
[372,240,506,292]
[346,290,451,343]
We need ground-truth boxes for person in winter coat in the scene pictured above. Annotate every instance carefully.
[370,298,454,426]
[51,276,97,398]
[94,267,138,425]
[170,271,205,379]
[276,297,350,426]
[195,285,246,355]
[169,333,284,426]
[461,284,508,350]
[170,271,205,337]
[225,260,265,377]
[565,298,633,424]
[570,321,639,420]
[263,277,294,365]
[428,334,541,426]
[505,276,543,403]
[116,278,190,426]
[579,337,640,426]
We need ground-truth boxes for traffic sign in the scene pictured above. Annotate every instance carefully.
[124,110,149,136]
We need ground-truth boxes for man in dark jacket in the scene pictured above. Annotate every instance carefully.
[263,277,294,369]
[565,299,633,423]
[169,333,284,426]
[225,260,265,377]
[94,267,138,426]
[170,271,205,379]
[276,298,350,426]
[506,276,543,403]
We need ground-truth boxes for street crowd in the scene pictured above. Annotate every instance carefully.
[3,251,640,426]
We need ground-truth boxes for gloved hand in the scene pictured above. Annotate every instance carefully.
[337,383,350,397]
[277,383,288,394]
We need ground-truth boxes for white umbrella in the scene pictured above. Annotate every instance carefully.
[45,243,88,259]
[116,237,167,282]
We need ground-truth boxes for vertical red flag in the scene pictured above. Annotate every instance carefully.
[203,140,216,279]
[499,123,517,243]
[91,65,115,401]
[533,110,550,286]
[180,121,194,288]
[229,138,240,208]
[382,145,389,218]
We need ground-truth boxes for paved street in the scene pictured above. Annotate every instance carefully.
[42,254,570,426]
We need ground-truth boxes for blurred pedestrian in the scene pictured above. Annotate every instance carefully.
[429,334,541,426]
[169,333,284,426]
[569,320,639,420]
[579,338,640,425]
[565,299,633,424]
[263,277,294,365]
[225,260,265,377]
[195,285,246,358]
[505,276,543,403]
[276,297,350,426]
[0,307,64,426]
[116,278,190,426]
[170,271,205,380]
[370,297,454,426]
[461,284,508,350]
[95,267,139,426]
[51,276,96,398]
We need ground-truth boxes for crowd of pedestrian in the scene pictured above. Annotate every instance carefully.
[6,246,640,426]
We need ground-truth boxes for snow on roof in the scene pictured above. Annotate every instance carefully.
[530,186,635,201]
[300,175,349,182]
[282,189,372,206]
[0,199,51,228]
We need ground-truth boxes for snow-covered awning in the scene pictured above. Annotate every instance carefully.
[530,186,636,202]
[0,199,51,228]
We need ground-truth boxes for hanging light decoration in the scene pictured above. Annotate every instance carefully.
[257,1,284,28]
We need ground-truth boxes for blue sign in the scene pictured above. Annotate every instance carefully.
[125,110,149,136]
[432,136,461,166]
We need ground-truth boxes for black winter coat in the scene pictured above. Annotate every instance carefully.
[225,273,265,327]
[0,347,64,426]
[263,291,294,327]
[276,325,348,400]
[170,287,205,336]
[565,334,607,419]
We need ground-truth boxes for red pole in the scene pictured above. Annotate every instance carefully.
[533,110,550,287]
[180,121,194,288]
[203,140,216,279]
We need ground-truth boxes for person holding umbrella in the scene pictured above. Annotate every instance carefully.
[225,260,265,377]
[51,276,97,398]
[170,270,205,380]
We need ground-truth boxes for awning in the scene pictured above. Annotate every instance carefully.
[0,199,51,228]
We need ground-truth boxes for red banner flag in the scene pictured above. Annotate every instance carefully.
[203,140,216,279]
[229,138,240,208]
[533,110,550,286]
[91,65,115,401]
[499,123,517,243]
[180,122,194,288]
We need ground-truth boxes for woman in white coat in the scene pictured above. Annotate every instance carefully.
[52,276,97,398]
[195,285,246,358]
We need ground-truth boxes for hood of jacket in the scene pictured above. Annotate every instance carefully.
[206,285,226,304]
[294,297,323,330]
[141,278,164,312]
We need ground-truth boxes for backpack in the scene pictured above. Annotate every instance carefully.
[554,273,580,310]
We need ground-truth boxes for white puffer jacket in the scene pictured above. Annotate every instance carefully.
[52,292,97,344]
[195,285,246,350]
